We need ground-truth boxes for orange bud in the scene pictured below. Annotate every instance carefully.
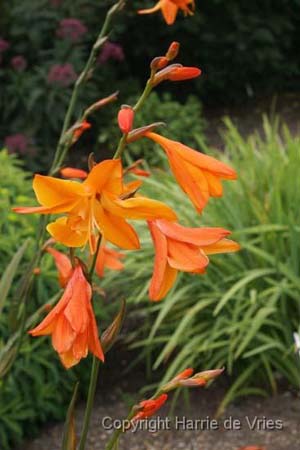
[179,368,224,387]
[118,105,134,134]
[72,120,91,141]
[173,367,194,381]
[125,159,150,177]
[132,394,168,421]
[165,41,180,61]
[153,64,201,85]
[60,167,88,179]
[150,56,169,71]
[33,267,41,275]
[168,66,202,81]
[84,91,119,117]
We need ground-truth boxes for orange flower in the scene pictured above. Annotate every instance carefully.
[60,167,88,179]
[148,219,240,300]
[29,264,104,369]
[138,0,195,25]
[45,247,73,287]
[145,132,237,212]
[13,159,176,252]
[96,243,125,278]
[132,394,168,421]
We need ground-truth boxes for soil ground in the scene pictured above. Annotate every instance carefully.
[19,386,300,450]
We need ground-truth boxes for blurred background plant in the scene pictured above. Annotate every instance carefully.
[1,0,299,171]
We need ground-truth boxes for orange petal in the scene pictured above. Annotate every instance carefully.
[155,220,231,246]
[203,238,241,255]
[161,0,178,24]
[72,331,89,360]
[33,174,85,207]
[87,302,104,362]
[102,192,177,221]
[167,239,209,272]
[148,221,168,300]
[47,216,90,248]
[59,349,80,369]
[151,263,177,301]
[52,314,76,354]
[165,146,209,212]
[64,266,91,333]
[46,247,72,288]
[84,159,123,195]
[94,201,140,249]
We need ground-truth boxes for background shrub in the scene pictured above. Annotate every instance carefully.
[102,119,300,411]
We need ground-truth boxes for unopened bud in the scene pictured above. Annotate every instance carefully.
[150,56,169,71]
[127,122,166,143]
[118,105,134,134]
[153,64,201,85]
[33,267,41,275]
[60,167,88,179]
[84,91,119,118]
[165,41,180,61]
[101,299,126,353]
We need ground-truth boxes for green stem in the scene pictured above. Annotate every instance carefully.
[50,0,125,176]
[133,79,153,113]
[77,357,100,450]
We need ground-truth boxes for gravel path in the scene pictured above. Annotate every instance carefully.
[19,387,300,450]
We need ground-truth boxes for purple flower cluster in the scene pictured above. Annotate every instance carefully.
[47,63,77,87]
[11,55,27,72]
[97,41,125,65]
[56,18,87,43]
[0,38,10,53]
[5,134,30,155]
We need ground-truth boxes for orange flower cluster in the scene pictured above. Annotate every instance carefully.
[14,42,240,368]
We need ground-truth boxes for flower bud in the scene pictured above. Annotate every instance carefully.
[101,299,126,353]
[153,64,201,85]
[60,167,88,179]
[150,56,169,71]
[84,91,119,118]
[165,41,180,61]
[118,105,134,134]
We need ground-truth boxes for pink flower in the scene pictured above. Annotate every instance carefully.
[5,134,30,155]
[97,41,125,64]
[0,38,10,53]
[11,55,27,72]
[56,18,88,43]
[47,63,77,87]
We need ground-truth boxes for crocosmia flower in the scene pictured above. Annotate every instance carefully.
[138,0,195,25]
[14,159,176,251]
[29,264,104,369]
[148,219,240,300]
[145,132,237,212]
[46,247,73,287]
[132,394,168,421]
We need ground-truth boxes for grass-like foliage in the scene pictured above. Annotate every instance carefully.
[103,118,300,411]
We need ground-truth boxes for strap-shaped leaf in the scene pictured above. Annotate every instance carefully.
[0,239,30,317]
